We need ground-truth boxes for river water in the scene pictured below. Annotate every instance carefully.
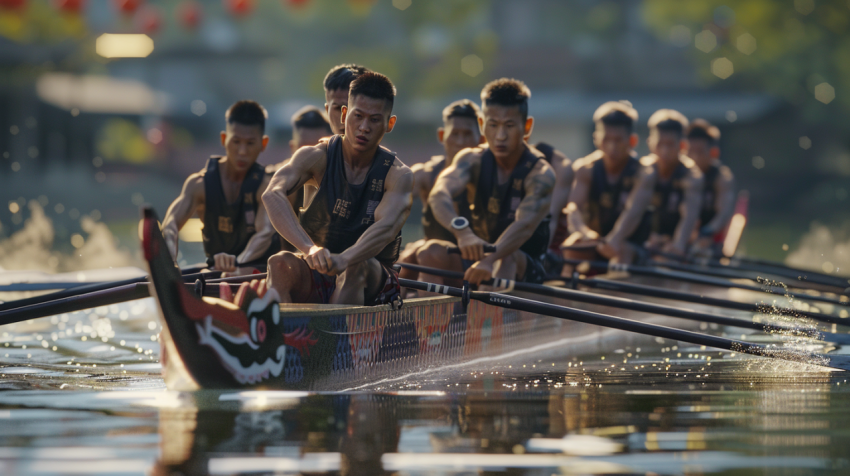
[2,289,850,476]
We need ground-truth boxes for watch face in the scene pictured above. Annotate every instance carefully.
[451,217,469,229]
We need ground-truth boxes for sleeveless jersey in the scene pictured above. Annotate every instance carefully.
[699,163,721,226]
[421,156,471,243]
[299,135,402,265]
[471,146,550,258]
[651,160,691,237]
[202,157,265,258]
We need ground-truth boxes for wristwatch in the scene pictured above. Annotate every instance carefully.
[450,216,470,230]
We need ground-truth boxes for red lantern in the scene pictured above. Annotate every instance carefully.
[114,0,141,15]
[135,6,161,35]
[178,1,201,30]
[0,0,26,10]
[55,0,84,13]
[223,0,253,17]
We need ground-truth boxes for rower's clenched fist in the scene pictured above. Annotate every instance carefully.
[305,245,332,273]
[464,258,494,285]
[456,229,490,262]
[213,253,237,272]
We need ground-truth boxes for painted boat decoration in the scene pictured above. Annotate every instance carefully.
[141,206,708,391]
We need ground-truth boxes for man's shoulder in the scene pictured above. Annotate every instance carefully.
[456,146,486,163]
[574,150,604,168]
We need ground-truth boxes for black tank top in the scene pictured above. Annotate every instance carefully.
[586,155,642,237]
[471,146,550,258]
[299,135,402,265]
[699,163,720,226]
[421,157,471,243]
[651,160,690,237]
[202,157,265,258]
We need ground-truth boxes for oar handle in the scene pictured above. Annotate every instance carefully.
[204,256,269,270]
[447,245,497,255]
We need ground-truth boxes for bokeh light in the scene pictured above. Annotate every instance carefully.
[736,33,756,55]
[711,57,733,79]
[392,0,411,11]
[814,83,835,104]
[461,54,483,77]
[694,29,717,53]
[799,136,812,150]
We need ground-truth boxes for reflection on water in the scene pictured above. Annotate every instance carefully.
[2,296,850,474]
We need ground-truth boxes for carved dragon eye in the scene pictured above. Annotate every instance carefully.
[250,317,267,344]
[256,319,267,343]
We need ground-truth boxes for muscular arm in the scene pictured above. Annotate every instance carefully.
[161,173,204,260]
[410,160,433,211]
[236,175,275,264]
[262,145,325,254]
[488,161,555,262]
[565,162,595,237]
[428,149,481,232]
[671,171,704,251]
[703,166,735,234]
[606,165,655,245]
[548,151,573,246]
[339,162,413,267]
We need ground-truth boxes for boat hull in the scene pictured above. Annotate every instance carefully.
[141,207,696,392]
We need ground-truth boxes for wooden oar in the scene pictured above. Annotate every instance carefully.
[398,277,850,372]
[397,263,850,344]
[558,257,849,307]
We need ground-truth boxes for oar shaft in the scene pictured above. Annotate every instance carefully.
[0,283,151,326]
[399,277,767,359]
[561,258,848,307]
[398,262,828,339]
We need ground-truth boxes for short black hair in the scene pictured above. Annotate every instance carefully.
[442,99,481,124]
[226,100,267,133]
[349,71,396,113]
[687,118,720,145]
[593,101,638,132]
[291,105,332,133]
[323,63,369,92]
[480,78,531,121]
[648,109,689,137]
[534,142,555,162]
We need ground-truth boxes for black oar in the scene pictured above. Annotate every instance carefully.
[648,248,850,291]
[647,258,847,294]
[0,260,267,313]
[0,273,266,327]
[558,257,849,307]
[0,269,220,313]
[398,263,850,344]
[398,277,850,372]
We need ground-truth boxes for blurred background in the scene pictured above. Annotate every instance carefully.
[0,0,847,273]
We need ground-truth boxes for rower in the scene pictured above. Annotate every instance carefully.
[686,119,735,256]
[263,72,413,305]
[397,100,484,285]
[323,63,369,135]
[562,101,653,265]
[265,106,333,252]
[642,109,703,256]
[162,100,276,273]
[417,78,555,287]
[533,142,573,254]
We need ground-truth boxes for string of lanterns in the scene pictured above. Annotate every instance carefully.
[0,0,368,34]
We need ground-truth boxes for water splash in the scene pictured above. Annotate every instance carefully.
[0,201,137,274]
[786,222,850,276]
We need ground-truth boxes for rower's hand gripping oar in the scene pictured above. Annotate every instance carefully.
[398,276,850,372]
[397,262,850,345]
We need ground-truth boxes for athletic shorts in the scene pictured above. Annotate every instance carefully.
[304,260,400,306]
